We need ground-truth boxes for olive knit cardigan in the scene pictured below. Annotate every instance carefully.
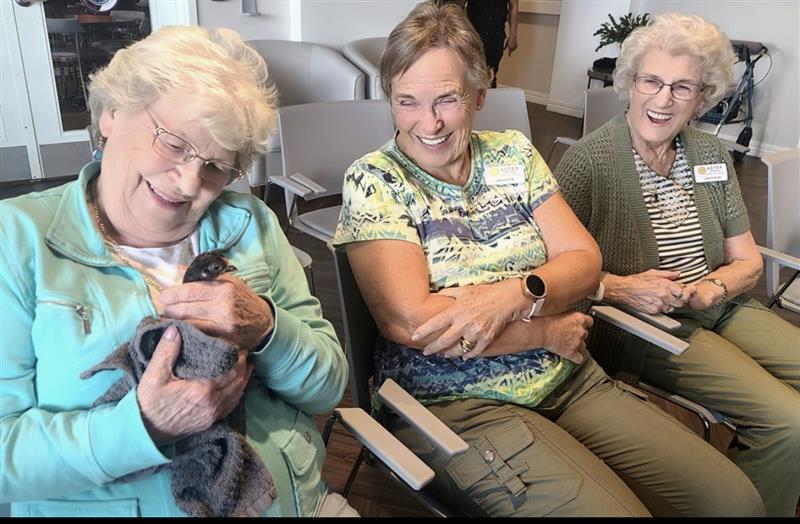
[555,115,751,279]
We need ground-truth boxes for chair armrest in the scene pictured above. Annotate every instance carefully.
[612,304,682,332]
[378,379,469,458]
[289,172,327,194]
[553,136,577,147]
[590,305,689,355]
[334,407,435,490]
[269,173,326,198]
[270,175,313,197]
[759,245,800,271]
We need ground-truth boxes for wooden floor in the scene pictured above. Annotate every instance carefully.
[2,103,797,516]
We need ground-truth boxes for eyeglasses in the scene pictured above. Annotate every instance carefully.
[145,108,243,186]
[633,74,705,101]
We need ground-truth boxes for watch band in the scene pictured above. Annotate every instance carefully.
[520,300,538,322]
[517,275,545,322]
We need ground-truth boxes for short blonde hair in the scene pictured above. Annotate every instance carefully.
[613,12,736,114]
[380,1,491,99]
[87,26,277,170]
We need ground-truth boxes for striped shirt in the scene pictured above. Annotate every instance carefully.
[635,139,709,284]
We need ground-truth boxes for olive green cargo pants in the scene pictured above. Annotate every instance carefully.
[390,354,765,517]
[643,298,800,516]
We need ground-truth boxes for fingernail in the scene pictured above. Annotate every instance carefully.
[411,333,420,341]
[164,325,178,340]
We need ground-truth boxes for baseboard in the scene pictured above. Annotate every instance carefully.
[544,101,584,119]
[521,88,551,107]
[495,84,553,109]
[692,121,788,158]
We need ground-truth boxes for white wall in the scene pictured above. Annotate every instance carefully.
[196,0,414,47]
[196,0,292,41]
[632,0,799,153]
[497,11,560,105]
[299,0,416,49]
[546,0,631,117]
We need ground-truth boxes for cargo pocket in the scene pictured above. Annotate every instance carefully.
[444,417,582,516]
[278,411,326,516]
[16,498,140,517]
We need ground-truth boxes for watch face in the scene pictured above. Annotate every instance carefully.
[525,274,546,298]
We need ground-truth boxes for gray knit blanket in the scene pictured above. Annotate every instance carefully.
[81,316,277,517]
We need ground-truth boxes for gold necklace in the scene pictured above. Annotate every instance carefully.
[90,192,165,293]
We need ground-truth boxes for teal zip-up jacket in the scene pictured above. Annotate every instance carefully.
[0,162,347,517]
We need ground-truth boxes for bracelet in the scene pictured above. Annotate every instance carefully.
[702,278,728,306]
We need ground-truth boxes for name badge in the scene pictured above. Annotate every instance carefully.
[693,163,728,183]
[484,163,525,185]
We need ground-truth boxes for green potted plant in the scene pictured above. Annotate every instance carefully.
[592,13,650,71]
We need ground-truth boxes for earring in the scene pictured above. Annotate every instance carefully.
[92,135,105,161]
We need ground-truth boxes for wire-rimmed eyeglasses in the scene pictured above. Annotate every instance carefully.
[145,108,243,186]
[633,74,706,101]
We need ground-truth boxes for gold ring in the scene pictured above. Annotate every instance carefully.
[460,338,476,353]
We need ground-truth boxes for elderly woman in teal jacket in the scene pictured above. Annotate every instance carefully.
[555,13,799,517]
[0,27,349,517]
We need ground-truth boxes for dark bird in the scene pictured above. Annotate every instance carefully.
[183,251,237,283]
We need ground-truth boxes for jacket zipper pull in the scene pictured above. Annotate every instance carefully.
[75,305,91,335]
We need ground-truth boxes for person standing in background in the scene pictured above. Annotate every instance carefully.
[451,0,519,88]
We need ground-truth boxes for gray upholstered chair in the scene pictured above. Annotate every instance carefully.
[546,87,623,164]
[760,148,800,311]
[272,99,395,245]
[474,87,531,140]
[342,37,388,100]
[245,40,367,189]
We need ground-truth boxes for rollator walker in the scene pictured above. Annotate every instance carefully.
[697,40,770,161]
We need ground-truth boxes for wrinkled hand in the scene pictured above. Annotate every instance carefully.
[413,281,521,358]
[137,326,253,445]
[610,270,695,314]
[158,274,273,352]
[542,311,593,364]
[686,280,720,311]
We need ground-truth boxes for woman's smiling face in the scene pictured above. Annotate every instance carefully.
[390,47,485,183]
[96,91,236,247]
[627,49,705,151]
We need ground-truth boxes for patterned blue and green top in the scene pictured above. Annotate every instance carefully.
[333,129,574,407]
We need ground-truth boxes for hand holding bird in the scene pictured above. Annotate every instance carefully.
[159,251,274,352]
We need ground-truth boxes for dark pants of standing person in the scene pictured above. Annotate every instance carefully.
[467,0,507,88]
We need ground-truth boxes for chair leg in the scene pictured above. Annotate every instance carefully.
[305,264,316,295]
[342,447,367,498]
[321,414,337,447]
[545,140,559,165]
[767,269,799,309]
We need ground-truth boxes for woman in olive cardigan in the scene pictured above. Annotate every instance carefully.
[555,13,799,517]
